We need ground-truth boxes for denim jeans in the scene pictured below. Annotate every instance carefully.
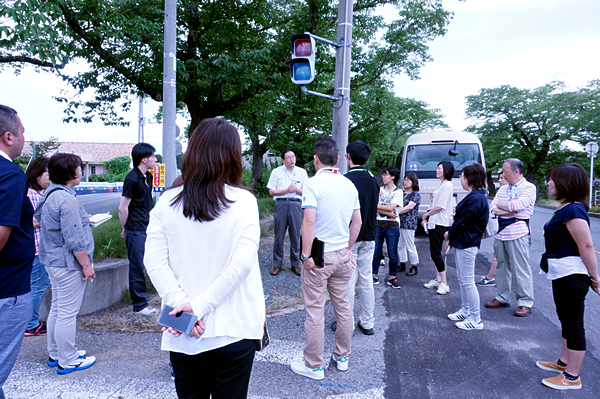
[125,230,149,312]
[27,255,51,329]
[371,226,400,276]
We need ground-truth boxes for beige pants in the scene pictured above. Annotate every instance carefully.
[46,267,87,367]
[301,248,353,369]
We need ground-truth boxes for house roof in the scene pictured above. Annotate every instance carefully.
[26,142,135,164]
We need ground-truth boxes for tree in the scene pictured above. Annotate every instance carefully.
[465,82,599,187]
[90,155,131,183]
[1,0,453,187]
[31,136,60,158]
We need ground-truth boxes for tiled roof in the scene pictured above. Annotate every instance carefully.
[32,142,135,164]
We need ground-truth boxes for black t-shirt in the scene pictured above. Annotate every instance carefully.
[345,167,379,242]
[0,156,35,299]
[122,167,154,231]
[544,202,589,258]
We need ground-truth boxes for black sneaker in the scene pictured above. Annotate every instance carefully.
[357,322,374,336]
[406,266,418,276]
[25,321,47,337]
[372,275,379,285]
[387,277,401,289]
[398,263,406,272]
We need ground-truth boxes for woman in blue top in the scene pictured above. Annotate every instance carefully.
[444,163,489,330]
[536,163,599,391]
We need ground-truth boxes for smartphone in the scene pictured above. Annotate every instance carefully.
[157,305,198,336]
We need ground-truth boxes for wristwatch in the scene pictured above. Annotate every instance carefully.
[300,253,312,262]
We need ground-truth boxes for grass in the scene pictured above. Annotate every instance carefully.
[92,209,127,260]
[258,197,275,219]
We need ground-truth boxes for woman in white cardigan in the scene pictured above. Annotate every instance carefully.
[144,118,265,399]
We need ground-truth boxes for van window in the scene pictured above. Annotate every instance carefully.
[405,143,482,179]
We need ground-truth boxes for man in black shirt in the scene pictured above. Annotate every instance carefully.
[118,143,157,316]
[341,141,379,335]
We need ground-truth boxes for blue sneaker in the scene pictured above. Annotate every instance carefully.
[57,356,96,374]
[476,276,496,286]
[169,361,175,380]
[48,350,86,367]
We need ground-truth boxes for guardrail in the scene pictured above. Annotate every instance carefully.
[75,182,124,195]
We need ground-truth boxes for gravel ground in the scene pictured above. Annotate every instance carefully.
[77,227,304,333]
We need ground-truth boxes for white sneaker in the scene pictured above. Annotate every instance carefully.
[448,309,469,321]
[456,318,483,330]
[135,306,158,316]
[332,354,349,371]
[436,282,450,295]
[291,361,324,380]
[57,355,96,374]
[424,279,440,289]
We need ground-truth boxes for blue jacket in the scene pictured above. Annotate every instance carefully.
[448,189,489,249]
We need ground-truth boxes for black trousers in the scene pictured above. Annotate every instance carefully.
[170,339,257,399]
[552,274,591,351]
[428,225,449,272]
[125,229,149,312]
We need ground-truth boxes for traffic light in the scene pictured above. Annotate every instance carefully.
[290,33,316,85]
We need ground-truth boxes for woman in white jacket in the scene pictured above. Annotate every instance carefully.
[144,118,265,399]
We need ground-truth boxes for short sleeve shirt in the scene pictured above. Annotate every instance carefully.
[428,180,453,228]
[376,186,403,227]
[122,168,154,231]
[0,156,35,299]
[399,191,421,230]
[267,165,308,200]
[302,169,360,252]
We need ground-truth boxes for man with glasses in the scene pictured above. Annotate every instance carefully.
[267,148,308,276]
[485,158,536,317]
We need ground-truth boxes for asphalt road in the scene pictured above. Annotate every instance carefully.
[6,206,600,398]
[78,192,122,215]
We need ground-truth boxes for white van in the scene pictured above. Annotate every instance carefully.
[398,131,485,216]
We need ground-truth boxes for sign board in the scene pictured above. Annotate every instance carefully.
[586,141,598,157]
[150,163,166,192]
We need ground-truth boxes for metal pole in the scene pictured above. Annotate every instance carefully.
[331,0,353,174]
[162,0,177,188]
[138,95,144,143]
[590,154,595,206]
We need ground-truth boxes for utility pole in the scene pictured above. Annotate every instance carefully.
[332,0,353,174]
[162,0,177,188]
[137,95,145,143]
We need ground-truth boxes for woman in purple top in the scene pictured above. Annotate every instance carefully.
[536,163,599,391]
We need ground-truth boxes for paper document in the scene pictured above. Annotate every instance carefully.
[89,213,112,228]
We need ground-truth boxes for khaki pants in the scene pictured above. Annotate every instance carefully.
[46,267,87,367]
[301,248,353,369]
[494,235,534,307]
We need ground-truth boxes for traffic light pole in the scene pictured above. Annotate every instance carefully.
[162,0,177,189]
[332,0,353,174]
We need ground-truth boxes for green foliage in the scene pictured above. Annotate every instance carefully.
[465,81,600,185]
[92,210,127,260]
[90,155,131,183]
[32,136,59,158]
[155,153,162,163]
[176,153,184,169]
[257,197,275,220]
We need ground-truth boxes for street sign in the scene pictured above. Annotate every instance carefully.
[150,163,166,192]
[586,141,598,157]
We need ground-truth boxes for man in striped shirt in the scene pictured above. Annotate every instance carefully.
[485,158,536,317]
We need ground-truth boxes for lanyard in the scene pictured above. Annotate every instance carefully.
[317,168,340,175]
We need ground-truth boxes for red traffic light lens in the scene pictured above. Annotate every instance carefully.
[294,39,312,57]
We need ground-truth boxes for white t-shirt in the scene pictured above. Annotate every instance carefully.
[302,168,360,252]
[376,186,403,223]
[427,180,453,228]
[267,165,308,200]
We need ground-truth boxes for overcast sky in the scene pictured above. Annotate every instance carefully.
[1,0,599,153]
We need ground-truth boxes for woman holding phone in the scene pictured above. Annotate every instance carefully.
[145,118,265,399]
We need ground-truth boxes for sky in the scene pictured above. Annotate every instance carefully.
[1,0,599,153]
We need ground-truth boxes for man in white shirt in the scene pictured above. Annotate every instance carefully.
[267,148,308,276]
[290,137,362,380]
[485,158,536,317]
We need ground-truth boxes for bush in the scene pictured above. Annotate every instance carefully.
[257,197,275,219]
[91,156,131,183]
[92,210,127,260]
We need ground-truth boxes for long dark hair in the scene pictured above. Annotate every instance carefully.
[171,118,243,222]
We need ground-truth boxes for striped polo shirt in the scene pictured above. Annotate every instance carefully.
[490,177,536,241]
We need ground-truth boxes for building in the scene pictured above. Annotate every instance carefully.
[24,142,136,182]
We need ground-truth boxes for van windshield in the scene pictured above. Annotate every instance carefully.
[405,143,482,179]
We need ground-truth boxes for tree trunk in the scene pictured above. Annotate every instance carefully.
[251,135,268,186]
[487,171,496,198]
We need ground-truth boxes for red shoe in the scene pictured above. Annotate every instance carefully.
[25,321,47,337]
